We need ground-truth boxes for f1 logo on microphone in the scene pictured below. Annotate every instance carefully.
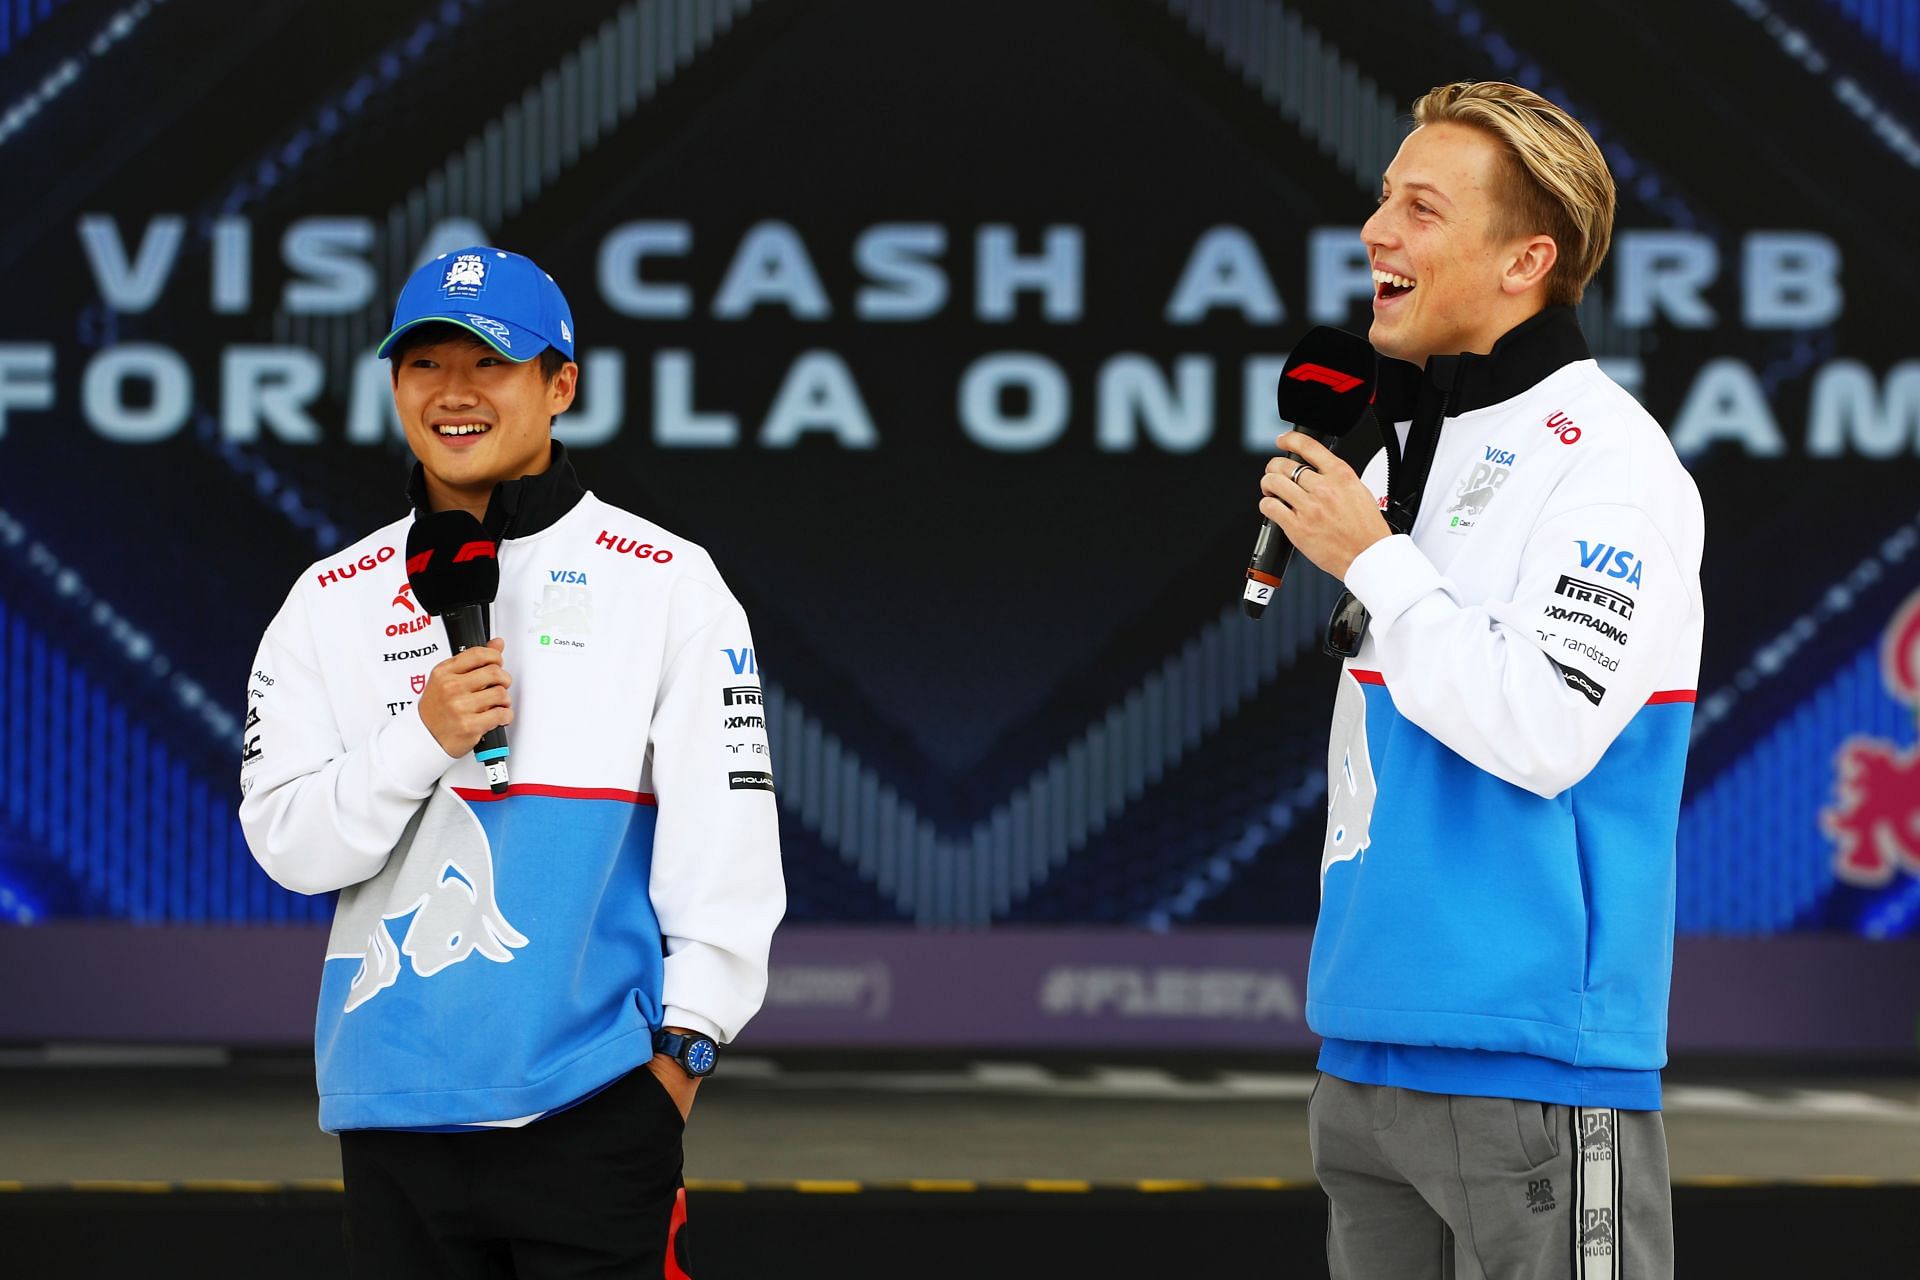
[1285,363,1365,394]
[407,542,496,575]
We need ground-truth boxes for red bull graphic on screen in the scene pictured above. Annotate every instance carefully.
[1824,591,1920,889]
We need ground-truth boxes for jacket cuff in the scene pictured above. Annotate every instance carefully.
[661,1007,727,1042]
[1344,534,1448,637]
[379,704,458,795]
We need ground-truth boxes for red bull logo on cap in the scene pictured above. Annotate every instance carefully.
[1823,589,1920,887]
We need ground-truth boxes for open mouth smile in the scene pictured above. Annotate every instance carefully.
[1372,268,1417,307]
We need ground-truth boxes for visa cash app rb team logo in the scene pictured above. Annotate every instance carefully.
[441,253,488,297]
[1446,444,1517,534]
[531,571,591,648]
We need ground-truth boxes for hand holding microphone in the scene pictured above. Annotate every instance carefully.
[406,510,512,791]
[1241,327,1380,618]
[417,639,513,761]
[1258,433,1393,583]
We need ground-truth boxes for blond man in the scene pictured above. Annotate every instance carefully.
[1261,83,1701,1279]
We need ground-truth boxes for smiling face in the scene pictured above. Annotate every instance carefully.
[1360,122,1558,367]
[392,336,578,517]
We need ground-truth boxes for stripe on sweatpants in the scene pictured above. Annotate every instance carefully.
[1575,1107,1620,1280]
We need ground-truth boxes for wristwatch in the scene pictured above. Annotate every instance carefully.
[653,1028,719,1079]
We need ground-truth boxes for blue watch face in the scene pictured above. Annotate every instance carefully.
[685,1038,717,1074]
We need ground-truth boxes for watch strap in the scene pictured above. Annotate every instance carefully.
[652,1029,717,1077]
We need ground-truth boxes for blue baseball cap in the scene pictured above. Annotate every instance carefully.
[376,246,576,363]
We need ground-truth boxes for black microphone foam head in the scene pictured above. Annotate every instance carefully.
[405,510,500,615]
[1276,327,1379,437]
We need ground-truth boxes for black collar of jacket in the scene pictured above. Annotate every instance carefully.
[1371,305,1591,423]
[405,441,586,541]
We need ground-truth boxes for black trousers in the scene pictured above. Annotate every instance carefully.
[339,1067,692,1279]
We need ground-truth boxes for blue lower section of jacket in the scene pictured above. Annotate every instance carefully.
[1306,679,1692,1073]
[395,1075,622,1133]
[1318,1039,1662,1110]
[314,794,663,1132]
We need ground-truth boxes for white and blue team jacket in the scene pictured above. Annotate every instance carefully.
[239,448,785,1132]
[1308,308,1704,1111]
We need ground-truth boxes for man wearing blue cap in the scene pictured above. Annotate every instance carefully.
[240,247,786,1278]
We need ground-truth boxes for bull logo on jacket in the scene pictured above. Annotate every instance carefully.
[531,583,593,639]
[1823,588,1920,887]
[1445,448,1513,533]
[329,790,529,1013]
[1322,675,1377,889]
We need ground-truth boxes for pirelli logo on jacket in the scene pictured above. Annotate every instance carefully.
[718,646,773,793]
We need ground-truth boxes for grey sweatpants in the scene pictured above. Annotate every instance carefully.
[1308,1073,1674,1280]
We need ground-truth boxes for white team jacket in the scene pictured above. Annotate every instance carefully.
[239,454,785,1130]
[1309,309,1706,1074]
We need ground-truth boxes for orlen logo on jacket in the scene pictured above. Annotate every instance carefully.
[317,545,395,588]
[1823,589,1920,888]
[385,582,432,638]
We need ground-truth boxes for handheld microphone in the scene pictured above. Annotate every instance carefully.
[1242,327,1380,618]
[405,510,510,792]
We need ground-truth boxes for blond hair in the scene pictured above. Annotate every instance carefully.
[1412,81,1615,307]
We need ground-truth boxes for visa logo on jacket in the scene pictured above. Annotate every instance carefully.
[1575,541,1644,589]
[725,647,757,675]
